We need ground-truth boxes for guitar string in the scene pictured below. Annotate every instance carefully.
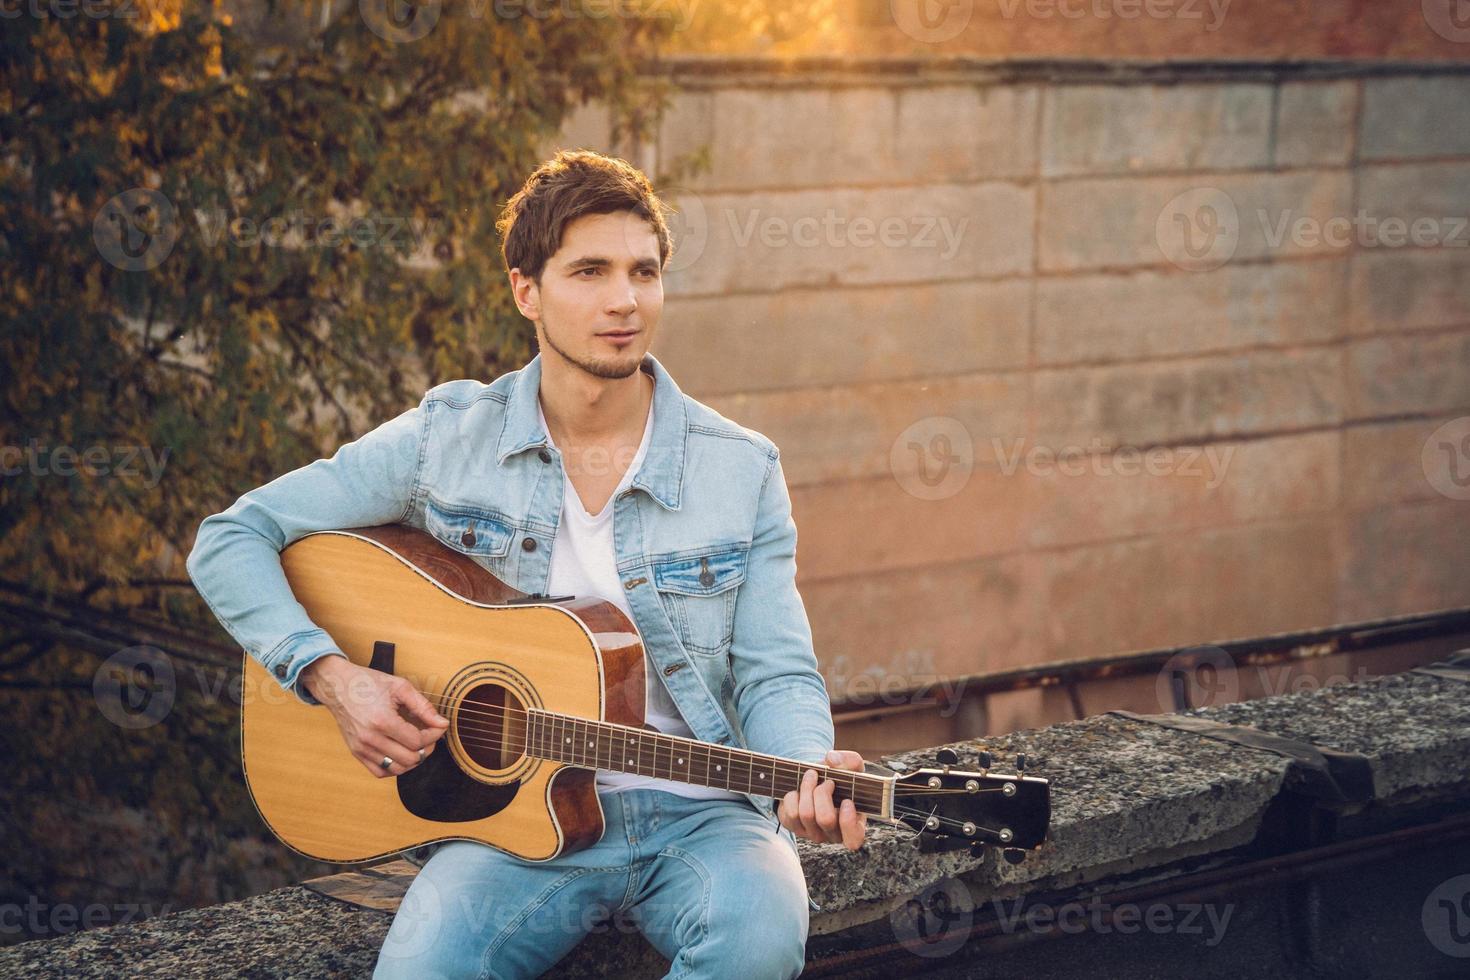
[433,740,1005,845]
[412,698,1001,797]
[442,727,889,807]
[328,677,1014,802]
[408,689,1019,794]
[443,731,891,813]
[403,719,1011,801]
[414,689,891,798]
[394,726,1001,836]
[398,690,1010,797]
[425,738,1002,838]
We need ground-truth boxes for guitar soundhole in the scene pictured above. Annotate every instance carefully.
[460,683,529,771]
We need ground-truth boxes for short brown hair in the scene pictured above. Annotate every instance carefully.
[497,150,674,282]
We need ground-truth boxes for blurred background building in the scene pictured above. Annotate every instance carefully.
[524,2,1470,751]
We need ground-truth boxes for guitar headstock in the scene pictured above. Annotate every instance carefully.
[886,749,1051,863]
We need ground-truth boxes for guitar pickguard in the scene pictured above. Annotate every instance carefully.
[397,748,520,823]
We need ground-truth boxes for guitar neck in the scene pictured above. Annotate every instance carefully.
[525,710,892,819]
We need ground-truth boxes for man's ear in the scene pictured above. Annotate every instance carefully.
[509,268,540,320]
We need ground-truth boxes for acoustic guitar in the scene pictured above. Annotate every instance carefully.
[241,525,1051,864]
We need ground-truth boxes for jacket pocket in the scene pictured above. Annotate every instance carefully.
[424,496,516,560]
[652,546,748,656]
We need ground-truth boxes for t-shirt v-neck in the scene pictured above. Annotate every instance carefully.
[537,387,654,523]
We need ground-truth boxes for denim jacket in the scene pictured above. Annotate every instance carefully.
[186,351,836,836]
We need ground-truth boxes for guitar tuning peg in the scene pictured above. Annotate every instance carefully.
[936,748,959,770]
[977,751,992,771]
[1002,848,1027,865]
[1015,753,1027,774]
[968,841,988,859]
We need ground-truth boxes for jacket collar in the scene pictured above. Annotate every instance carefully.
[496,350,686,511]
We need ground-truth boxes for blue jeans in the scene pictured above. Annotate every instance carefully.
[373,790,810,979]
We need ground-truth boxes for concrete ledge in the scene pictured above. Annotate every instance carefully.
[650,55,1470,89]
[3,662,1466,978]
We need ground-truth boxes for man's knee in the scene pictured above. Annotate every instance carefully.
[702,868,809,976]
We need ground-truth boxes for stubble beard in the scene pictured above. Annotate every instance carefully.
[539,312,644,381]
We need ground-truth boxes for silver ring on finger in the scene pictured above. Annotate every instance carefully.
[380,755,394,770]
[417,747,426,764]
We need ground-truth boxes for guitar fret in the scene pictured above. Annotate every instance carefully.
[516,711,889,817]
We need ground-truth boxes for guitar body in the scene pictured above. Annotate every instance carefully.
[241,525,648,864]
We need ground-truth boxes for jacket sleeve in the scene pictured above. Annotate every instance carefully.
[729,450,835,767]
[185,395,432,704]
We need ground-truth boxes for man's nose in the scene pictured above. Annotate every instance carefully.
[605,279,638,316]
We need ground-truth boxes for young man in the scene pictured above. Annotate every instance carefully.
[186,150,867,978]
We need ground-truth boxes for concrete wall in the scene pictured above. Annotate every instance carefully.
[549,60,1470,740]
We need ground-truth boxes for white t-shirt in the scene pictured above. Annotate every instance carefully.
[538,389,742,801]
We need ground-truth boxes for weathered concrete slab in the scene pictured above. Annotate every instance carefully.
[3,665,1464,979]
[1192,669,1470,802]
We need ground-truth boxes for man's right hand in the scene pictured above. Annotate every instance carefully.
[300,654,450,778]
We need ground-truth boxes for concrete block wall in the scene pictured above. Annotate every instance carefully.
[547,61,1470,738]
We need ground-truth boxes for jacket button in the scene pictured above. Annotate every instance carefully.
[538,449,552,463]
[273,663,287,678]
[461,529,476,548]
[521,537,537,552]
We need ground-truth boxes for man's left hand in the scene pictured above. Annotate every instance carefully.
[778,749,868,851]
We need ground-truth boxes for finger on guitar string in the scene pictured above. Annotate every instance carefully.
[391,675,450,729]
[778,752,869,850]
[380,700,447,758]
[795,768,828,843]
[825,749,868,850]
[812,770,843,844]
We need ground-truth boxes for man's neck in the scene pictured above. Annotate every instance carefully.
[537,353,653,446]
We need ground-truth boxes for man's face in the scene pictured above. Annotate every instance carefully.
[511,210,664,381]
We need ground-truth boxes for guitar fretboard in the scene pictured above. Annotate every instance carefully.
[523,710,889,817]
